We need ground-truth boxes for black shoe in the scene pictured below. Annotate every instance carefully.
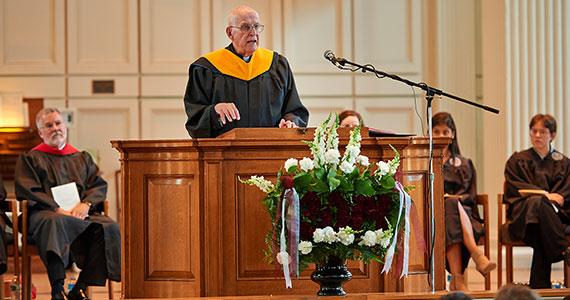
[51,291,66,300]
[66,288,90,300]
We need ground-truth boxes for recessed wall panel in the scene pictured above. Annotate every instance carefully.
[354,0,421,73]
[140,0,207,74]
[0,0,64,74]
[67,0,138,74]
[283,0,351,73]
[141,99,189,139]
[355,97,423,135]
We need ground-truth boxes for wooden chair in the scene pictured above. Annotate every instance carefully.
[0,199,21,300]
[21,200,115,300]
[475,194,491,290]
[497,193,570,288]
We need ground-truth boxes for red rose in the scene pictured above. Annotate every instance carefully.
[376,194,393,229]
[395,169,403,182]
[319,209,333,227]
[300,222,315,240]
[336,209,351,228]
[350,214,364,230]
[280,175,295,189]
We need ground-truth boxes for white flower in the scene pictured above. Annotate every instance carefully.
[339,161,355,174]
[324,149,340,165]
[313,228,326,243]
[376,161,390,176]
[358,230,377,247]
[298,241,313,254]
[299,157,315,172]
[284,158,298,172]
[276,251,290,265]
[375,229,392,248]
[322,226,339,244]
[388,158,399,175]
[313,227,339,244]
[243,175,274,193]
[356,155,370,166]
[337,227,355,246]
[346,144,360,159]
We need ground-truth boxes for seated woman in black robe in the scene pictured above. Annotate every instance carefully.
[432,112,495,291]
[504,113,570,289]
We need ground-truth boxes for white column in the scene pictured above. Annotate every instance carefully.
[505,0,570,154]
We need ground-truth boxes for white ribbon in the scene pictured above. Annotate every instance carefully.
[382,182,411,277]
[400,185,411,278]
[279,190,292,288]
[285,188,300,278]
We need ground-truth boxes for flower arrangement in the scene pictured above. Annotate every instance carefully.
[241,114,411,288]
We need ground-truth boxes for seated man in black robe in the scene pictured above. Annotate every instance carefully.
[504,113,570,289]
[183,4,309,138]
[15,108,120,300]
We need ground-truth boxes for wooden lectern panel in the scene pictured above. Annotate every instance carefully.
[116,157,202,298]
[145,175,195,280]
[112,129,448,298]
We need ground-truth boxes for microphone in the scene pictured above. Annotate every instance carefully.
[323,50,345,66]
[324,50,335,62]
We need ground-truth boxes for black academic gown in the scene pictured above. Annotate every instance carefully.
[0,176,8,274]
[443,155,482,272]
[504,147,570,288]
[184,44,309,138]
[15,146,120,283]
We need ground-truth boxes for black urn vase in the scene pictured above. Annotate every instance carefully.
[310,256,352,296]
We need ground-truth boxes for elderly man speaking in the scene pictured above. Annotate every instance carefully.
[183,5,309,138]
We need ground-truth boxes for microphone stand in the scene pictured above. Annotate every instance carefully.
[332,57,499,292]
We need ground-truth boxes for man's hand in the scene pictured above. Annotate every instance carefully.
[70,202,90,220]
[547,192,564,206]
[55,207,72,216]
[214,103,240,125]
[279,119,297,128]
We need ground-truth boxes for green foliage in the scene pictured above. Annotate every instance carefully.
[241,113,411,272]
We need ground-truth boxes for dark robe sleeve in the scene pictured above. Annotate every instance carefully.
[80,152,107,212]
[549,158,570,205]
[461,158,477,207]
[443,157,477,207]
[15,153,59,210]
[183,63,222,138]
[504,152,544,205]
[278,56,309,127]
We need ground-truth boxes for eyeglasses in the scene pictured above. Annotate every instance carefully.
[530,128,551,136]
[229,23,265,33]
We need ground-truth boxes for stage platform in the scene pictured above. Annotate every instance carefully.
[121,289,570,300]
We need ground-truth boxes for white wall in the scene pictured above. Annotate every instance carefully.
[0,0,439,220]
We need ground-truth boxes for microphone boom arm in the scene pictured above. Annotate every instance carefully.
[338,58,499,114]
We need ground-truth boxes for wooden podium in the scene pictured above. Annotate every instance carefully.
[111,128,447,298]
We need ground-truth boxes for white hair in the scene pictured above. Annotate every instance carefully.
[35,107,62,129]
[227,5,259,26]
